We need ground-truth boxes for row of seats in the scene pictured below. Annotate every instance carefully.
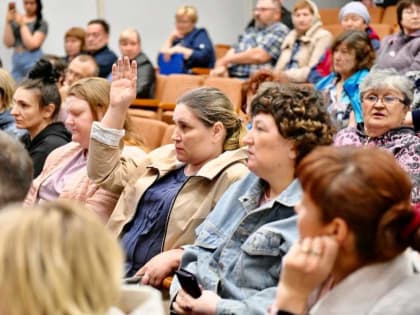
[130,74,243,124]
[129,110,175,150]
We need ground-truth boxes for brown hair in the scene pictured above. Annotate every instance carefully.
[293,0,314,14]
[250,84,335,167]
[397,0,420,31]
[177,87,244,151]
[65,27,86,52]
[241,69,289,114]
[331,30,375,74]
[297,146,419,263]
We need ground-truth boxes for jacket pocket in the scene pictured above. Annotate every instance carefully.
[195,220,226,250]
[236,227,290,290]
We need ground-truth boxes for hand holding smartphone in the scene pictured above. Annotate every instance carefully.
[175,268,202,298]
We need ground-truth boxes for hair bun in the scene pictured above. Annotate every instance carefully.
[28,59,59,84]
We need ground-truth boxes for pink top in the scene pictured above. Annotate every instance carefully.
[38,149,87,202]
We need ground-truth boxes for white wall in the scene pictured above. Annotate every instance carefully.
[0,0,253,71]
[0,0,349,72]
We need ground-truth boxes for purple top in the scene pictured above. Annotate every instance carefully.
[334,126,420,203]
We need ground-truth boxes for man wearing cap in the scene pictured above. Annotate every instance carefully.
[308,1,380,83]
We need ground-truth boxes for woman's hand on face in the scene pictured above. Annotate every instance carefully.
[173,289,220,315]
[136,248,183,288]
[274,236,339,312]
[109,56,137,111]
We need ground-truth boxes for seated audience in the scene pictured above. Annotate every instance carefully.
[272,146,420,315]
[315,30,375,130]
[0,68,25,138]
[273,0,332,83]
[335,69,420,203]
[3,0,48,81]
[86,19,118,78]
[119,28,155,98]
[24,77,146,222]
[0,200,165,315]
[159,5,215,73]
[170,84,334,315]
[63,26,86,63]
[376,0,420,73]
[87,58,248,285]
[0,130,33,207]
[11,59,71,178]
[308,1,380,84]
[211,0,290,78]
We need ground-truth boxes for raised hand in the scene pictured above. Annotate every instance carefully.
[109,56,137,111]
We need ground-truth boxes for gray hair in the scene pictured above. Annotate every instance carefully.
[360,69,414,107]
[176,87,244,151]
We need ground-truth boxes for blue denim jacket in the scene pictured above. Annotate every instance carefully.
[170,172,301,315]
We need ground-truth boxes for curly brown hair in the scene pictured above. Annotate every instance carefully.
[250,84,335,167]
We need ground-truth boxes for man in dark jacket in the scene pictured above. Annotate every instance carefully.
[119,28,155,98]
[86,19,118,78]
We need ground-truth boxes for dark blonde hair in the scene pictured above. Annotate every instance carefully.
[0,201,123,315]
[0,69,15,110]
[175,5,198,23]
[250,84,335,167]
[297,146,419,263]
[68,77,146,149]
[177,87,244,151]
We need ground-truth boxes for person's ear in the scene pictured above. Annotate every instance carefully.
[212,121,226,143]
[324,217,349,245]
[42,103,56,120]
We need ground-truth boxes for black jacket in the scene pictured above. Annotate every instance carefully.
[134,52,156,98]
[21,122,71,178]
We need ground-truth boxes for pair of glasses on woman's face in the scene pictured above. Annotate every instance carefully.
[362,94,405,106]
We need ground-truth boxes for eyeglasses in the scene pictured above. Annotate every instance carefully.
[254,7,278,12]
[362,94,405,106]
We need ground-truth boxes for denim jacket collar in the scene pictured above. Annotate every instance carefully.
[239,174,302,212]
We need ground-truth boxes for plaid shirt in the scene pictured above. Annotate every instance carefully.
[228,22,289,78]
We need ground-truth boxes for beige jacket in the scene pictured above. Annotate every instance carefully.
[25,142,121,222]
[274,20,332,83]
[88,140,248,250]
[107,285,165,315]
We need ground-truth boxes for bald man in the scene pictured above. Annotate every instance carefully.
[64,54,99,87]
[119,28,155,98]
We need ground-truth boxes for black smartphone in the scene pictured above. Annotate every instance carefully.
[175,268,202,298]
[123,275,142,284]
